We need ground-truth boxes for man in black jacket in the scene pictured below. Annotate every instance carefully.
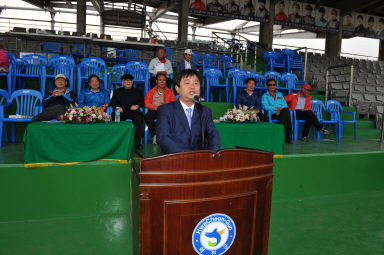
[111,74,145,149]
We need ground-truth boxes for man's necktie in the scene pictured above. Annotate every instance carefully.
[186,108,192,129]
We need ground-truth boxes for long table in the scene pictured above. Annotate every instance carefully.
[23,122,135,165]
[215,122,285,155]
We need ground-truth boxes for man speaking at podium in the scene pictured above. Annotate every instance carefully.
[156,69,220,154]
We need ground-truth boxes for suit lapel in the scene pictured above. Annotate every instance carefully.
[174,100,191,134]
[190,104,202,143]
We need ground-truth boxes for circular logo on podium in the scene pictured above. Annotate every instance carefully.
[192,213,236,255]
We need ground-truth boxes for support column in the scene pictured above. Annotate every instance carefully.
[177,0,188,44]
[77,0,86,35]
[50,12,55,31]
[100,1,105,36]
[257,1,275,59]
[325,21,342,57]
[379,40,384,62]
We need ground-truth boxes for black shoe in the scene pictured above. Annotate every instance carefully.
[301,137,310,142]
[135,143,143,150]
[319,127,332,135]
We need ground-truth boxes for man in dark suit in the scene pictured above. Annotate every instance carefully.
[157,69,220,154]
[175,49,197,75]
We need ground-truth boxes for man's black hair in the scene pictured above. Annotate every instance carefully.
[156,73,167,80]
[245,77,256,84]
[379,18,384,23]
[175,69,201,87]
[318,7,325,13]
[266,78,276,85]
[88,74,100,83]
[157,47,165,52]
[121,73,134,80]
[368,16,374,23]
[357,15,363,20]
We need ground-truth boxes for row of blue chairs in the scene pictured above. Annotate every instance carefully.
[192,53,239,74]
[264,48,303,79]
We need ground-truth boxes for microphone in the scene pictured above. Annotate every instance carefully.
[192,94,205,104]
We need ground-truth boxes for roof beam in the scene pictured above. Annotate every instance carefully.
[149,0,177,23]
[23,0,56,13]
[90,0,101,13]
[336,0,382,15]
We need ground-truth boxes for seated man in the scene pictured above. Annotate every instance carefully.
[32,74,76,122]
[157,69,220,154]
[110,74,145,149]
[148,47,173,88]
[78,74,110,107]
[285,84,331,141]
[144,73,176,144]
[236,77,267,121]
[175,49,197,74]
[261,78,292,144]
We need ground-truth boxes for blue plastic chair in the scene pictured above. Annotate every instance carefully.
[191,52,201,69]
[164,47,173,64]
[77,57,108,95]
[281,72,300,94]
[41,42,63,55]
[202,53,217,70]
[204,68,228,102]
[0,89,9,145]
[120,49,140,64]
[282,48,303,79]
[125,61,150,95]
[264,71,289,94]
[243,71,266,92]
[266,109,294,141]
[46,56,76,92]
[218,55,238,75]
[264,51,285,72]
[0,89,43,146]
[70,44,92,62]
[326,100,356,141]
[311,99,339,141]
[14,54,47,96]
[226,68,246,105]
[109,64,127,91]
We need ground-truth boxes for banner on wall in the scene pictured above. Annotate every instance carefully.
[189,0,384,40]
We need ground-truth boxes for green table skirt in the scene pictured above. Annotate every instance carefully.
[23,122,135,165]
[215,122,284,155]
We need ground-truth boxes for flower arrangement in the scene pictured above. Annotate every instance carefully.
[57,106,111,123]
[219,105,260,123]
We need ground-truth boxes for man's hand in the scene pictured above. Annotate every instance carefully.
[118,107,123,113]
[130,105,139,111]
[53,90,62,97]
[275,107,282,116]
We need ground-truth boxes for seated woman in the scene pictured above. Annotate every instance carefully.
[0,42,9,73]
[78,75,110,107]
[144,73,176,144]
[32,74,76,122]
[111,74,145,149]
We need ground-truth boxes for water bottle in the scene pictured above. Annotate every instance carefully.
[115,107,120,122]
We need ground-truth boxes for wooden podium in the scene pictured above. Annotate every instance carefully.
[138,149,274,255]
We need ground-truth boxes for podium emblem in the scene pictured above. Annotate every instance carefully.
[192,213,236,255]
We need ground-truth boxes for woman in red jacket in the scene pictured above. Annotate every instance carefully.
[284,84,331,141]
[144,73,176,144]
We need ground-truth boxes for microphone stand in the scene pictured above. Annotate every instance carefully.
[195,101,205,149]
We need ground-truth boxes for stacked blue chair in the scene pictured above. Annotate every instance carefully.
[121,49,140,64]
[77,57,108,95]
[204,68,228,102]
[101,47,118,64]
[226,68,246,105]
[70,44,92,62]
[311,99,339,141]
[202,53,217,70]
[264,51,285,72]
[191,52,202,69]
[326,100,356,141]
[0,89,9,144]
[282,48,303,79]
[109,64,127,91]
[0,89,42,147]
[0,53,16,93]
[281,72,300,94]
[164,47,173,64]
[264,71,289,93]
[218,55,238,75]
[125,61,150,95]
[41,42,63,55]
[14,54,47,96]
[46,56,76,92]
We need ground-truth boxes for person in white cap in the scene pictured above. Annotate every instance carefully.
[176,49,197,75]
[32,74,76,122]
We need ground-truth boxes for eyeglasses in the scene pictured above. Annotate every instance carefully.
[267,83,276,86]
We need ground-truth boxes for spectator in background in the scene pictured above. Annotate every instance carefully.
[343,14,354,31]
[354,15,366,34]
[302,4,315,25]
[32,74,76,122]
[236,78,266,121]
[176,49,197,74]
[223,0,240,14]
[144,73,176,145]
[78,74,110,107]
[378,18,384,37]
[275,1,288,22]
[111,74,144,149]
[315,7,327,27]
[0,41,9,73]
[255,0,268,18]
[189,0,206,10]
[148,47,173,88]
[284,84,331,142]
[327,9,340,28]
[366,16,376,36]
[288,2,302,23]
[240,0,255,16]
[207,0,223,12]
[261,78,292,144]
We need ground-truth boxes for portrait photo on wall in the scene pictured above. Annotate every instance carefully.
[378,18,384,38]
[365,16,377,37]
[274,0,288,22]
[239,0,256,17]
[354,13,367,35]
[327,8,340,29]
[255,0,269,19]
[343,13,355,32]
[223,0,240,14]
[206,0,224,12]
[288,1,302,24]
[315,6,328,27]
[190,0,207,11]
[302,3,316,25]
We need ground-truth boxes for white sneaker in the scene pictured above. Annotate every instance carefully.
[152,135,157,145]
